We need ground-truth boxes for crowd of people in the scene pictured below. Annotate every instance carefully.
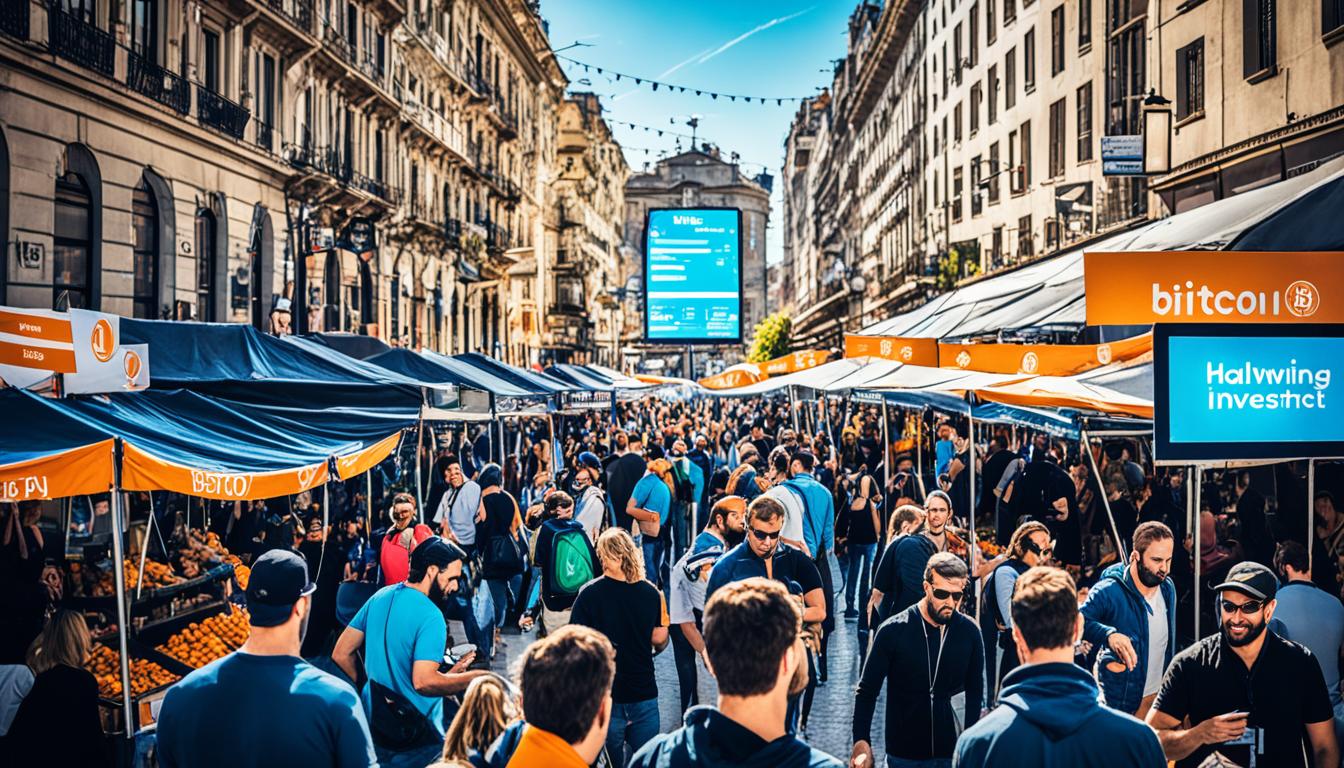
[1,393,1343,767]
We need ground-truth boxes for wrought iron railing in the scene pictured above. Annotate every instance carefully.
[265,0,311,33]
[1,0,29,39]
[126,51,190,114]
[255,120,274,152]
[444,217,463,241]
[49,3,114,77]
[196,85,250,139]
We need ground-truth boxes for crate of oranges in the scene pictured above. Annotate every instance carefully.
[86,643,180,700]
[156,607,250,668]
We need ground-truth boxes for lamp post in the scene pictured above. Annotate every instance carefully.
[1142,90,1173,175]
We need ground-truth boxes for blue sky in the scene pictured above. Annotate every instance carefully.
[542,1,857,265]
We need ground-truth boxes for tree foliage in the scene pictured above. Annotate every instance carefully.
[747,312,792,363]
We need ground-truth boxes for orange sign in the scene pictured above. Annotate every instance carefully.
[335,432,404,480]
[938,333,1151,375]
[1083,251,1344,324]
[90,318,116,362]
[844,335,940,366]
[0,339,77,373]
[123,349,143,382]
[120,444,331,501]
[0,309,73,343]
[698,368,761,390]
[758,350,832,376]
[0,440,116,500]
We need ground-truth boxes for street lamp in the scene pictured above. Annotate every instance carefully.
[1143,90,1172,175]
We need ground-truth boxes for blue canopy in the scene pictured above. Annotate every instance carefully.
[453,353,575,395]
[304,332,392,360]
[545,364,614,391]
[413,351,545,399]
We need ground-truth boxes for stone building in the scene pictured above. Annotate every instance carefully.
[622,147,770,369]
[0,0,568,364]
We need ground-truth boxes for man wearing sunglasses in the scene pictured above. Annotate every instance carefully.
[981,522,1054,702]
[1147,561,1339,768]
[852,552,984,768]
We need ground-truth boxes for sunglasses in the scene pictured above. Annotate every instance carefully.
[1220,599,1265,616]
[749,527,782,542]
[929,588,966,602]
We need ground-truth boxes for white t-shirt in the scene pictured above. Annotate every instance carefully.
[1144,588,1168,696]
[574,486,606,543]
[762,485,807,552]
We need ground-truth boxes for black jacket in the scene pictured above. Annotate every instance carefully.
[630,706,840,768]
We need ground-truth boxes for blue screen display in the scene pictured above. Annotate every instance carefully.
[1166,335,1343,444]
[644,209,741,342]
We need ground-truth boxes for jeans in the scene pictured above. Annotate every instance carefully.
[605,698,659,767]
[669,623,699,713]
[845,543,877,611]
[641,539,666,587]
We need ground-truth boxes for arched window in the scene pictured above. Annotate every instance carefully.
[131,180,158,318]
[194,208,216,321]
[53,171,93,310]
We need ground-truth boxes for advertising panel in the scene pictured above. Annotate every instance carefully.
[643,208,742,344]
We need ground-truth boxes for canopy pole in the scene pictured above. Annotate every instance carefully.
[109,447,135,737]
[1192,466,1202,638]
[915,408,927,499]
[415,419,425,523]
[967,404,980,625]
[1308,460,1316,572]
[366,469,374,534]
[135,494,156,602]
[547,413,559,482]
[789,386,800,434]
[1082,430,1127,563]
[881,399,891,507]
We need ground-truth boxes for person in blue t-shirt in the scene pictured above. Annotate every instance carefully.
[156,550,377,768]
[628,445,674,588]
[332,536,489,768]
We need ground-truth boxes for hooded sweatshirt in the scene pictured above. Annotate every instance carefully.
[953,662,1165,768]
[629,706,841,768]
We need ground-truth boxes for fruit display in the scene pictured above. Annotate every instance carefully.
[156,608,250,668]
[147,593,214,622]
[78,558,182,597]
[977,539,1004,558]
[86,643,179,699]
[178,529,231,578]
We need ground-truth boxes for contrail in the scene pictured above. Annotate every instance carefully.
[696,6,815,64]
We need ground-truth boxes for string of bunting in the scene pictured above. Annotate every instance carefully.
[557,55,813,105]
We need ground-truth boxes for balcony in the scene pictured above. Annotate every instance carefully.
[49,4,114,78]
[196,85,250,139]
[352,171,398,204]
[255,120,274,153]
[264,0,312,34]
[126,52,190,114]
[316,146,351,182]
[1,0,29,39]
[444,217,463,242]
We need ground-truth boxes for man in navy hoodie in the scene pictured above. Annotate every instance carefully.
[954,566,1166,767]
[1079,521,1178,717]
[629,577,840,768]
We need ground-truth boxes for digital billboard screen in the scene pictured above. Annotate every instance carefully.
[1154,324,1344,462]
[643,208,742,344]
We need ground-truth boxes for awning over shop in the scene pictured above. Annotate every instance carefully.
[702,358,872,397]
[453,353,575,395]
[304,332,393,361]
[586,365,657,391]
[0,390,116,500]
[545,364,614,391]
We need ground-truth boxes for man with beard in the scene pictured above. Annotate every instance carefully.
[749,419,775,463]
[630,579,842,768]
[157,550,377,768]
[332,537,487,768]
[851,552,984,768]
[870,491,955,622]
[1079,522,1176,717]
[1147,561,1339,768]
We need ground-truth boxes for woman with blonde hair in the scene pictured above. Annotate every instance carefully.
[440,674,519,763]
[570,528,669,765]
[884,504,927,547]
[10,610,108,765]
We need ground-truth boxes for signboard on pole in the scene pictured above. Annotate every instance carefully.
[1101,135,1144,176]
[642,208,743,344]
[1084,251,1344,325]
[1154,324,1344,462]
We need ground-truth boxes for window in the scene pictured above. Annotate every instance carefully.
[992,226,1004,268]
[1024,28,1036,91]
[1008,128,1018,190]
[1051,6,1065,74]
[195,209,216,321]
[1018,214,1034,258]
[954,102,963,144]
[1020,120,1032,189]
[1049,98,1066,177]
[954,23,964,85]
[1176,37,1205,121]
[1243,0,1276,79]
[971,156,984,215]
[943,42,949,98]
[1045,218,1062,250]
[988,0,997,43]
[132,181,158,319]
[53,171,92,310]
[202,29,220,92]
[1005,0,1016,22]
[988,65,999,124]
[970,81,982,133]
[989,141,1001,203]
[1005,49,1016,109]
[1077,81,1093,162]
[953,166,964,221]
[130,0,158,60]
[1327,0,1344,41]
[969,4,979,65]
[1079,0,1092,50]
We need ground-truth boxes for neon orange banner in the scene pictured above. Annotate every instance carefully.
[938,333,1151,375]
[758,350,832,376]
[0,440,115,500]
[0,309,73,343]
[844,335,940,366]
[698,368,761,390]
[335,432,403,480]
[1083,251,1344,324]
[0,339,77,373]
[120,444,331,501]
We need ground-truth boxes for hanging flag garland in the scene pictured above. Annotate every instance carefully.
[557,55,812,104]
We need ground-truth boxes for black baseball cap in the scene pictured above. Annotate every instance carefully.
[409,536,466,573]
[245,549,317,627]
[1213,561,1279,601]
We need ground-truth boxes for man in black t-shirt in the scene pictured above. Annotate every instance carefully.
[1146,562,1339,768]
[570,528,670,766]
[606,435,647,535]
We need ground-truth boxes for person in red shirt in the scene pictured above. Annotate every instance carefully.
[379,493,433,585]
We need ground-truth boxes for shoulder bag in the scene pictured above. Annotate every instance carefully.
[366,589,440,750]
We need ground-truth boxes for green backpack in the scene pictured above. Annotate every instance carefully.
[550,527,596,596]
